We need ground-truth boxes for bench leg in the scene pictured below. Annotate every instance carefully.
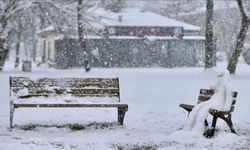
[204,116,217,138]
[118,107,127,125]
[220,114,236,133]
[211,116,217,132]
[10,105,15,129]
[204,119,209,127]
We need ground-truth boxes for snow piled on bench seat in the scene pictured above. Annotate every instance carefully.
[13,96,120,104]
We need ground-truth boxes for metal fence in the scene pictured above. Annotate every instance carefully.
[54,37,205,69]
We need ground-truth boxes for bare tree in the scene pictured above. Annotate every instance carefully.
[144,0,204,19]
[227,0,250,74]
[0,0,19,70]
[0,0,32,70]
[205,0,215,69]
[32,0,99,70]
[0,0,77,70]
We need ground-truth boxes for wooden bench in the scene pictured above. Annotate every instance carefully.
[179,89,237,137]
[10,77,128,128]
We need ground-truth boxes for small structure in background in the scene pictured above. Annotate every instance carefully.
[22,61,32,72]
[38,8,205,69]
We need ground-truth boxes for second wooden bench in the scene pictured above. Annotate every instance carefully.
[179,89,237,137]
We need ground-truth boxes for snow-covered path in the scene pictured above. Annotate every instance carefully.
[1,62,250,149]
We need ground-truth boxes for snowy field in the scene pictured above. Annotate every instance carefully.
[1,62,250,150]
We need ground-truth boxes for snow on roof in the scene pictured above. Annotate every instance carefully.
[95,8,201,31]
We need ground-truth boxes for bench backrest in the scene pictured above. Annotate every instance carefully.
[197,89,237,112]
[10,77,120,102]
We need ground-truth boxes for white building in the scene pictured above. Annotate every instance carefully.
[38,8,203,66]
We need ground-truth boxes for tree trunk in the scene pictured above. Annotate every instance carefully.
[0,38,7,71]
[205,0,215,69]
[32,40,37,62]
[77,0,90,72]
[15,29,21,68]
[227,20,250,74]
[0,14,8,70]
[227,0,250,74]
[42,39,46,63]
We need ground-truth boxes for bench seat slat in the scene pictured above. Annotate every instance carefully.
[14,103,128,108]
[17,94,119,99]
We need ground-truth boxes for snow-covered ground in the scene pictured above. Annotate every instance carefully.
[1,62,250,149]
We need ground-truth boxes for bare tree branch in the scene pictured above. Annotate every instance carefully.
[236,0,249,20]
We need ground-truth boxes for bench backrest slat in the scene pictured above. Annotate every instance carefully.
[10,77,119,89]
[10,77,120,102]
[197,89,237,112]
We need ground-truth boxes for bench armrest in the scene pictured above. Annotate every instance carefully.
[209,108,231,116]
[179,103,194,112]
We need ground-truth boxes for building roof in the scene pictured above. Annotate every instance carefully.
[96,8,201,31]
[38,8,202,38]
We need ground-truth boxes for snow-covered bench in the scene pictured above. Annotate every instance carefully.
[9,77,128,129]
[179,89,237,137]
